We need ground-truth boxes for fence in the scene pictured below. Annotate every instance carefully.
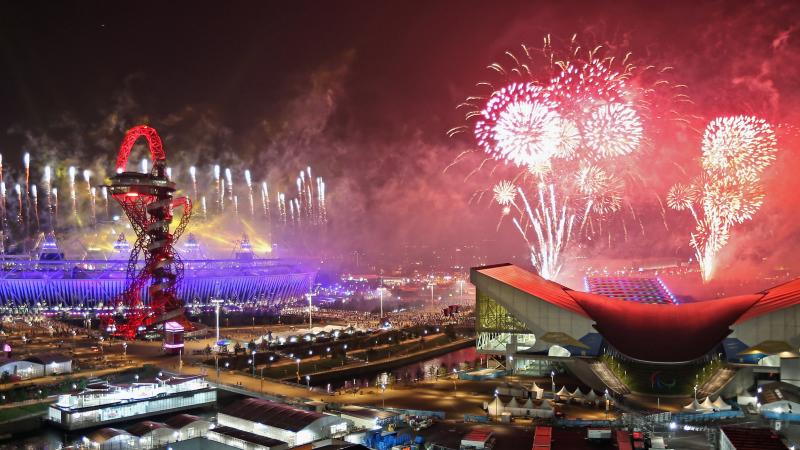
[386,408,446,419]
[555,418,620,427]
[673,410,744,423]
[464,414,491,423]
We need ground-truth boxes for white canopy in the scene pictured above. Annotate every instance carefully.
[700,397,715,410]
[531,382,542,392]
[683,399,702,411]
[487,397,504,414]
[585,390,598,402]
[539,399,553,410]
[712,396,731,410]
[523,398,535,409]
[506,397,520,408]
[556,386,571,398]
[571,387,585,399]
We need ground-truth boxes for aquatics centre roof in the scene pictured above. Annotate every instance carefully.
[472,264,800,362]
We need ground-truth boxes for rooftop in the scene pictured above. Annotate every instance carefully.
[220,398,325,432]
[210,426,287,448]
[126,420,166,437]
[165,414,204,429]
[721,426,788,450]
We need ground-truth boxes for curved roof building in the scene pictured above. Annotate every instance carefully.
[471,263,800,396]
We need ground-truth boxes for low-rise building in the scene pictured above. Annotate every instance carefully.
[25,353,72,375]
[126,421,177,449]
[48,375,216,430]
[165,413,212,440]
[86,427,135,449]
[217,398,351,447]
[208,426,289,450]
[0,357,42,379]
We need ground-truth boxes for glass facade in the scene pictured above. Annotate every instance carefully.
[49,378,216,430]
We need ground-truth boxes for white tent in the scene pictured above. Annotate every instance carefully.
[487,397,504,415]
[530,382,545,400]
[585,390,598,403]
[683,399,702,411]
[506,397,520,409]
[539,399,553,410]
[700,397,715,410]
[523,398,535,409]
[555,386,571,400]
[571,388,585,401]
[712,396,732,411]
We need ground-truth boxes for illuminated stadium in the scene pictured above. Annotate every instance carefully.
[0,232,316,310]
[472,263,800,398]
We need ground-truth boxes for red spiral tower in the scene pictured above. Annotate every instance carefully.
[105,125,192,347]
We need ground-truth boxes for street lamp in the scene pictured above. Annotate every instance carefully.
[693,384,698,402]
[306,375,311,390]
[296,358,301,383]
[305,293,313,331]
[211,298,223,345]
[550,371,555,395]
[378,286,386,319]
[452,368,458,391]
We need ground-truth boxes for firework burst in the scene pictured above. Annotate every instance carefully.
[583,103,643,159]
[702,115,777,182]
[493,180,517,206]
[475,83,563,167]
[669,115,778,281]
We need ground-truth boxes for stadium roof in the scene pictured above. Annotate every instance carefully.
[472,263,800,362]
[220,398,325,432]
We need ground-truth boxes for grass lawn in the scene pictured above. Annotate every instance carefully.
[0,402,49,423]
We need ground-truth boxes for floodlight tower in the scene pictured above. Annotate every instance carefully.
[104,125,192,349]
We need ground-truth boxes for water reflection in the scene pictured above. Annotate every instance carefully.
[314,346,478,390]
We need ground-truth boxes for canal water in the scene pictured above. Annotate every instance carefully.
[310,346,478,391]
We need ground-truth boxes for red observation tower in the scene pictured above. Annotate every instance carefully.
[105,126,192,352]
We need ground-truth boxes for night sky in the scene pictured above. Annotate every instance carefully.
[0,1,799,279]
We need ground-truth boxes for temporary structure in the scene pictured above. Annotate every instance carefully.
[506,397,520,409]
[571,388,585,402]
[712,396,731,410]
[700,397,715,410]
[530,382,545,399]
[523,398,535,409]
[555,386,571,401]
[487,397,504,415]
[683,399,702,411]
[585,390,598,404]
